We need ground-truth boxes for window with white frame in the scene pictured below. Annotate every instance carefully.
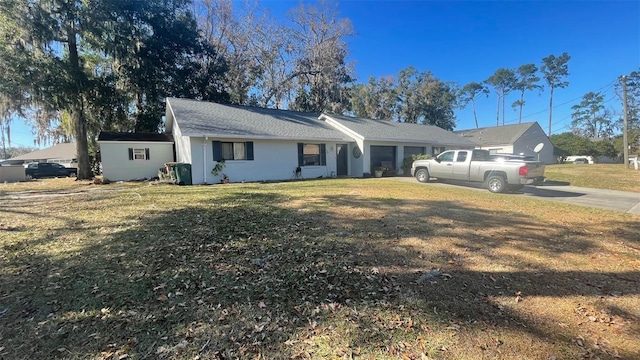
[133,149,146,160]
[128,148,150,161]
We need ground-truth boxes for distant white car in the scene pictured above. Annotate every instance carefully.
[573,158,588,164]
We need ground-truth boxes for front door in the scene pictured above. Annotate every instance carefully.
[336,144,348,176]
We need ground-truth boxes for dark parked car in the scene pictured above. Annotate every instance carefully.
[25,162,77,179]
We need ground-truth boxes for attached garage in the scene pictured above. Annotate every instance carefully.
[370,145,397,171]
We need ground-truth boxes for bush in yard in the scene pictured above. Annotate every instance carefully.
[402,154,432,175]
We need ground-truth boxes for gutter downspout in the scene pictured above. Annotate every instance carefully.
[203,137,208,184]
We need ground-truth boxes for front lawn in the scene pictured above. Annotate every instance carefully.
[545,163,640,192]
[1,178,639,359]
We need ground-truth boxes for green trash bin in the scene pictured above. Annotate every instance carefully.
[174,163,192,185]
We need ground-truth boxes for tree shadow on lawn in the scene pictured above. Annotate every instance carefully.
[1,190,639,359]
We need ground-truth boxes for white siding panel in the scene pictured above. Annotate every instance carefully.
[172,121,192,164]
[189,138,338,184]
[349,143,364,177]
[0,166,26,182]
[190,139,206,184]
[100,142,174,181]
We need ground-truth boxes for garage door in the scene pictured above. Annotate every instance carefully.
[370,145,396,170]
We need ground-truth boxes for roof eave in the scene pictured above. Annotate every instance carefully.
[319,114,365,141]
[182,132,351,142]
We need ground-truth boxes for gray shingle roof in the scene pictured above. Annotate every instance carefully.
[321,113,478,147]
[8,142,76,161]
[453,122,537,146]
[166,98,352,142]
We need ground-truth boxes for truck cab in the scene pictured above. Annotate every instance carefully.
[411,149,545,193]
[429,150,492,181]
[25,162,77,179]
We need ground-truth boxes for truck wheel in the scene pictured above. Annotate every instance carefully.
[415,168,430,183]
[69,171,77,178]
[486,175,506,193]
[26,174,33,180]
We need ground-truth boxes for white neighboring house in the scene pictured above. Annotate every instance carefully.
[164,98,477,184]
[98,132,174,181]
[454,122,555,164]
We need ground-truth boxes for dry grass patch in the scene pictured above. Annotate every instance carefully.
[0,178,638,359]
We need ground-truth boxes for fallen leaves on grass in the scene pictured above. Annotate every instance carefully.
[2,180,639,359]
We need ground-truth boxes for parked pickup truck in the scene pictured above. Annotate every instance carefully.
[410,149,545,193]
[25,162,77,179]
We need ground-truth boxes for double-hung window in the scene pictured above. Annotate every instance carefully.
[213,141,254,161]
[297,143,326,166]
[128,148,150,161]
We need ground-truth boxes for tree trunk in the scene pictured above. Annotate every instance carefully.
[472,98,479,128]
[67,26,92,179]
[495,93,500,127]
[519,90,524,123]
[548,86,554,136]
[73,106,91,179]
[502,92,506,126]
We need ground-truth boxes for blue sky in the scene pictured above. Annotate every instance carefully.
[332,0,639,133]
[8,0,640,149]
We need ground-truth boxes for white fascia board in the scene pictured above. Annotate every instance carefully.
[318,114,364,141]
[478,143,511,147]
[183,133,349,142]
[364,137,474,147]
[318,114,365,153]
[165,99,177,133]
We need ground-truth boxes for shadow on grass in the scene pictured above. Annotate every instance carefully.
[1,189,638,359]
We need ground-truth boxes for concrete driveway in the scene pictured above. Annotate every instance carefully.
[391,177,640,215]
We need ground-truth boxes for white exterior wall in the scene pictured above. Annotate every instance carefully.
[189,137,339,184]
[480,145,515,154]
[348,143,364,177]
[100,142,174,181]
[172,122,192,164]
[0,165,26,182]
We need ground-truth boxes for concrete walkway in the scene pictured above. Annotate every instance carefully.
[391,177,640,215]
